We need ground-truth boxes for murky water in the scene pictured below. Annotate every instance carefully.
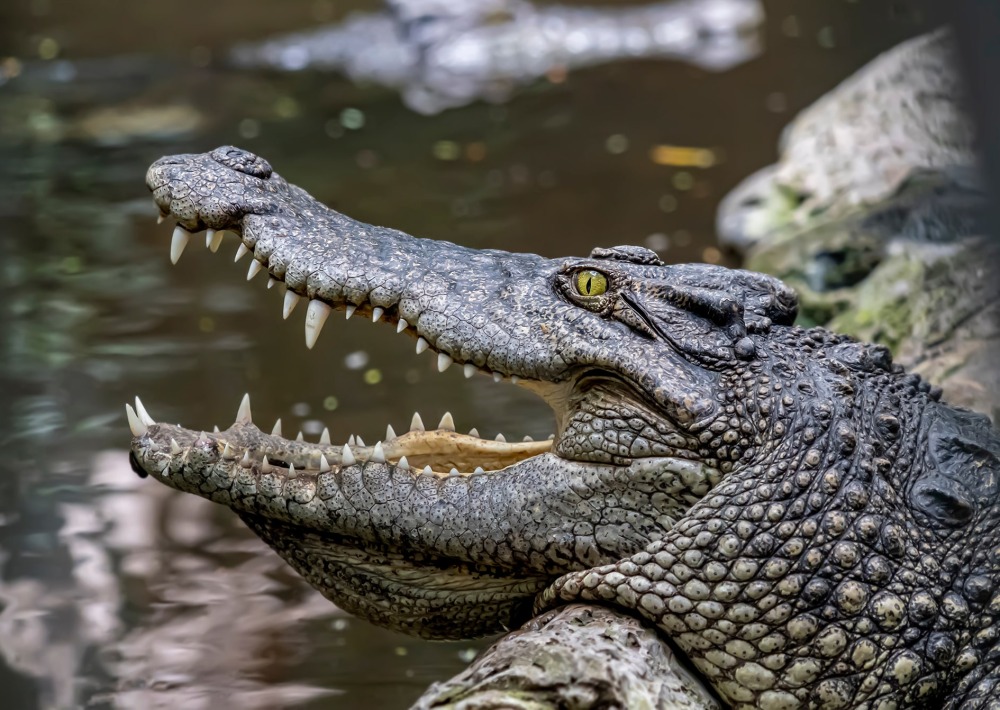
[0,1,931,707]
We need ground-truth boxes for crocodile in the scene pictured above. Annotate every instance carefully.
[127,146,1000,709]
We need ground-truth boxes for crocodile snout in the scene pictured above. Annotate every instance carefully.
[210,145,272,178]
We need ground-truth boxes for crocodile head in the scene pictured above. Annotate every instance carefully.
[130,146,802,638]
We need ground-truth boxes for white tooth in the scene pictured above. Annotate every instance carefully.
[236,393,252,425]
[474,466,485,474]
[397,455,409,471]
[468,427,480,438]
[283,290,301,319]
[342,444,356,466]
[345,304,356,319]
[170,226,190,265]
[205,228,222,252]
[296,431,304,442]
[438,412,455,431]
[463,363,476,378]
[247,259,263,280]
[372,307,383,322]
[213,425,221,433]
[288,462,295,474]
[416,337,429,354]
[549,434,555,439]
[134,397,155,426]
[511,376,521,384]
[157,214,165,224]
[319,454,331,472]
[240,450,251,467]
[493,372,503,383]
[271,418,282,436]
[371,441,386,463]
[170,438,181,454]
[305,300,332,350]
[235,243,250,262]
[396,319,408,333]
[261,456,273,473]
[267,277,277,289]
[523,435,533,441]
[410,412,425,431]
[422,465,433,474]
[320,427,331,445]
[437,353,453,372]
[125,404,147,437]
[348,434,356,446]
[450,467,459,476]
[223,442,233,457]
[495,433,506,442]
[386,424,397,440]
[356,436,366,447]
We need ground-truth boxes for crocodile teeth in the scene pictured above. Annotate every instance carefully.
[305,300,332,349]
[170,438,182,454]
[345,304,356,319]
[410,412,425,432]
[397,319,408,333]
[371,441,386,463]
[341,444,356,466]
[283,290,301,319]
[397,455,409,471]
[235,243,250,262]
[493,373,503,383]
[415,337,429,354]
[213,425,220,433]
[523,435,533,441]
[495,433,506,442]
[246,259,263,280]
[372,307,383,322]
[206,228,223,253]
[463,364,476,378]
[296,431,304,442]
[170,225,190,264]
[267,277,278,289]
[261,456,273,473]
[438,412,455,431]
[348,434,356,446]
[288,462,295,474]
[319,454,331,473]
[157,214,165,224]
[422,465,432,474]
[468,427,480,438]
[449,467,459,476]
[511,376,521,384]
[222,443,233,458]
[437,353,453,372]
[134,397,155,427]
[320,427,331,445]
[236,393,252,425]
[240,450,251,467]
[125,404,147,437]
[356,436,366,447]
[474,466,485,474]
[271,418,282,436]
[386,424,397,440]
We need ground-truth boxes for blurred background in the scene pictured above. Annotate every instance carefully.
[0,1,934,707]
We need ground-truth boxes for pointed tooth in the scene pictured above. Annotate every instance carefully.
[396,318,408,333]
[283,290,301,319]
[493,372,503,383]
[305,300,332,350]
[319,454,331,473]
[157,214,165,224]
[356,436,365,447]
[474,466,485,474]
[267,277,278,289]
[271,418,282,436]
[495,433,506,442]
[511,376,521,384]
[134,397,155,426]
[213,425,221,433]
[236,393,252,425]
[438,412,455,431]
[240,450,251,467]
[320,427,331,445]
[463,363,476,378]
[371,441,386,463]
[345,304,356,320]
[206,228,223,252]
[288,462,295,474]
[223,442,233,458]
[372,307,383,322]
[296,431,304,442]
[523,435,533,441]
[468,427,480,438]
[397,455,409,471]
[235,243,250,262]
[410,412,425,432]
[348,434,356,446]
[261,456,273,473]
[170,438,182,454]
[386,424,397,440]
[437,353,453,372]
[125,404,147,437]
[247,259,263,280]
[449,467,460,476]
[422,465,432,474]
[415,337,429,354]
[342,444,356,466]
[170,225,190,264]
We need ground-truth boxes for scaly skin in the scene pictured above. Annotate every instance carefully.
[129,147,1000,708]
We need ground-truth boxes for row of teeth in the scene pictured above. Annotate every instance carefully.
[127,394,546,476]
[164,219,524,381]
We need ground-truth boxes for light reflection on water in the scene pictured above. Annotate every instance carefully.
[0,1,931,707]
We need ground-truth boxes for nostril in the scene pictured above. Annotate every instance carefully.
[210,145,272,179]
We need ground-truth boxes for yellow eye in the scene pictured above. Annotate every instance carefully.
[576,270,608,297]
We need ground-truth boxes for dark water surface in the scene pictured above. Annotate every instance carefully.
[0,1,931,707]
